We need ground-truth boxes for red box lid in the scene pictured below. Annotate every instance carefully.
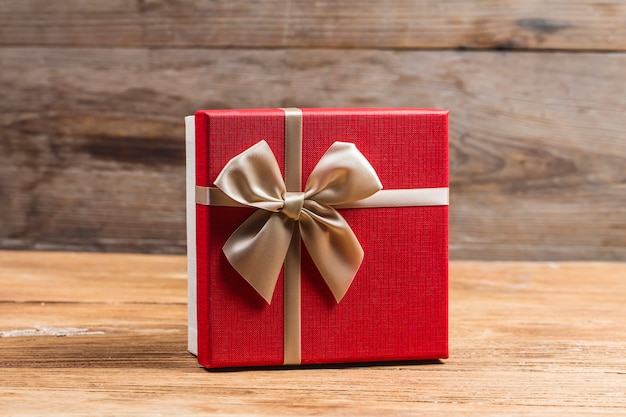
[194,108,448,368]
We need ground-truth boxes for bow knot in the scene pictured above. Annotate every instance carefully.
[282,192,305,220]
[214,140,382,304]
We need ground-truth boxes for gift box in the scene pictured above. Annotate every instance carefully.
[185,108,449,368]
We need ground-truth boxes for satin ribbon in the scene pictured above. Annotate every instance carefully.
[196,108,449,365]
[214,139,382,304]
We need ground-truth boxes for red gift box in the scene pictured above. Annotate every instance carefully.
[185,108,448,368]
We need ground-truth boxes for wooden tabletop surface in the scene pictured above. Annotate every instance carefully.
[0,251,624,416]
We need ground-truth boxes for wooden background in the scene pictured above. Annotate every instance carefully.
[0,1,624,260]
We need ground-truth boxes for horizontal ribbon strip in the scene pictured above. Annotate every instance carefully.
[197,186,449,208]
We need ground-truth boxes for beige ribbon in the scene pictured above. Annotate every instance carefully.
[214,138,383,304]
[196,108,449,365]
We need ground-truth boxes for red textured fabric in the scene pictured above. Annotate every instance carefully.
[195,108,448,368]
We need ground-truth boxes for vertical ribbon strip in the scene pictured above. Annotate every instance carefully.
[281,107,303,365]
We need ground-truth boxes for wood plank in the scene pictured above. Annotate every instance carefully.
[0,48,625,260]
[0,251,186,303]
[1,252,625,415]
[0,1,625,51]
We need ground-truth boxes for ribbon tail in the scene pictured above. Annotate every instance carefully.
[299,201,364,303]
[223,210,295,304]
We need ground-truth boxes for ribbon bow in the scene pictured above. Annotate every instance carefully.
[214,140,383,304]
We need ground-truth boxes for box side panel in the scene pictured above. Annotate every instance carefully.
[185,116,198,356]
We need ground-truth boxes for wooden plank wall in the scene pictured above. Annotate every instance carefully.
[0,1,624,260]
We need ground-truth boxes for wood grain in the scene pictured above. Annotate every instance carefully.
[1,48,624,260]
[1,1,625,51]
[1,251,625,416]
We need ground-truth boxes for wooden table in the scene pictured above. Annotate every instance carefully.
[1,251,624,416]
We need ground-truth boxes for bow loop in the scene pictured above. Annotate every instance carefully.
[304,142,383,205]
[214,141,286,212]
[214,140,382,304]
